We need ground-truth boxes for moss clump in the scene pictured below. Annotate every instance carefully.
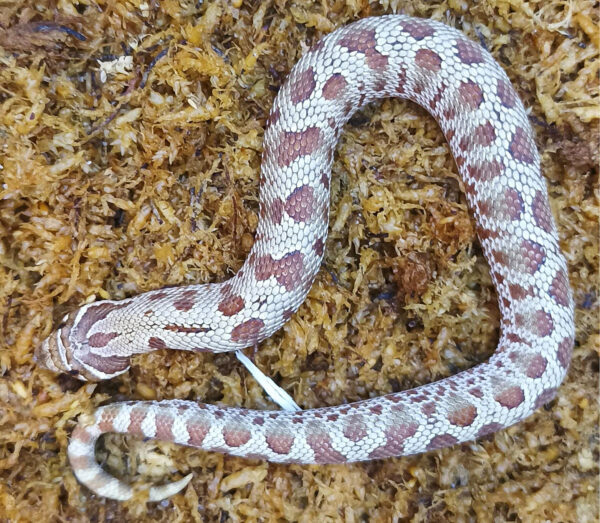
[0,0,597,520]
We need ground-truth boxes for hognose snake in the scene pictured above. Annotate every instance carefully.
[36,15,575,501]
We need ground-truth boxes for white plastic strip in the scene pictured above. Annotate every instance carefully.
[235,350,301,412]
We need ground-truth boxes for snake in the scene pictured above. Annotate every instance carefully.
[35,15,575,501]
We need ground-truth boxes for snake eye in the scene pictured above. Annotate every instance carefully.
[57,313,70,330]
[68,369,80,376]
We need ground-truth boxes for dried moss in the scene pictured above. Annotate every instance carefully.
[0,0,598,521]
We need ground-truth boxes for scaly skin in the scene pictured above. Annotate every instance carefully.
[36,16,574,501]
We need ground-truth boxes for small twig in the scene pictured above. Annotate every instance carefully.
[86,42,168,138]
[85,73,139,137]
[33,23,86,41]
[1,295,12,340]
[140,47,168,88]
[86,108,120,137]
[474,25,488,51]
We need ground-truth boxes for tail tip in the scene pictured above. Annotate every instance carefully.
[148,473,194,502]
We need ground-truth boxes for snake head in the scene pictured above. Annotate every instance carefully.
[35,311,89,380]
[35,302,132,382]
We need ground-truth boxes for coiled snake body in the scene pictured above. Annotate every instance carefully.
[36,15,575,501]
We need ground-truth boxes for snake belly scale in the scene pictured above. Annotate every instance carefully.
[35,15,575,501]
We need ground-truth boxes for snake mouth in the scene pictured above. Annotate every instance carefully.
[37,301,134,382]
[34,333,64,374]
[35,312,91,381]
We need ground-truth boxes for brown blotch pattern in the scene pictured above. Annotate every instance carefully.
[290,67,316,104]
[77,351,130,376]
[173,290,197,312]
[309,38,326,54]
[369,423,418,458]
[491,248,508,267]
[148,291,169,301]
[415,48,442,72]
[503,188,525,221]
[338,28,388,71]
[467,160,505,183]
[276,127,322,167]
[448,404,478,427]
[455,38,484,64]
[479,189,524,223]
[458,80,484,110]
[535,310,554,337]
[187,420,209,446]
[521,240,546,274]
[443,105,457,121]
[338,28,377,53]
[322,73,347,100]
[549,269,570,306]
[285,185,316,222]
[281,252,305,290]
[342,415,368,442]
[306,432,346,463]
[506,332,529,345]
[218,295,245,316]
[495,386,525,409]
[515,311,546,337]
[366,51,389,71]
[98,409,116,433]
[313,237,325,256]
[429,82,447,111]
[557,337,573,369]
[532,191,554,233]
[75,302,129,341]
[396,68,407,94]
[149,337,167,349]
[509,127,536,164]
[509,283,534,301]
[231,318,265,344]
[476,422,505,438]
[223,427,252,447]
[70,455,93,470]
[525,354,548,379]
[254,255,276,281]
[268,198,285,224]
[164,324,208,334]
[267,107,280,128]
[497,78,517,107]
[421,402,436,416]
[72,426,93,444]
[400,19,436,40]
[469,387,483,398]
[155,414,175,440]
[266,432,295,454]
[127,408,147,437]
[88,332,119,348]
[254,251,304,291]
[369,404,383,415]
[373,78,387,93]
[427,433,458,450]
[473,121,496,146]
